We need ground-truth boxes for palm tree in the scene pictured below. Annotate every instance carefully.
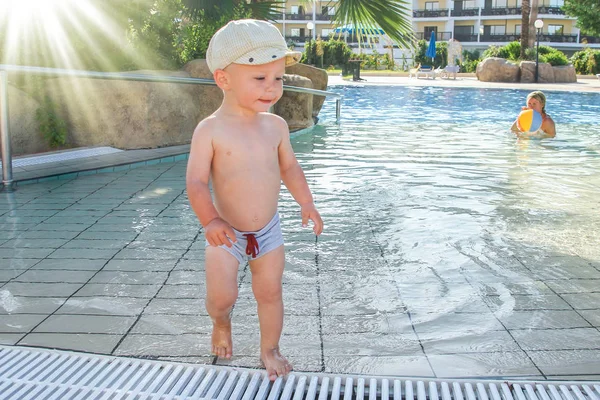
[182,0,415,48]
[520,0,531,59]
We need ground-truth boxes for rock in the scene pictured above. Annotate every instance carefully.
[285,63,328,119]
[553,65,577,83]
[476,57,520,82]
[274,74,314,131]
[7,85,43,156]
[520,61,555,83]
[45,70,206,149]
[183,59,213,79]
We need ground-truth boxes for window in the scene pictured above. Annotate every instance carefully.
[454,26,473,35]
[548,24,563,35]
[463,1,477,7]
[493,0,507,6]
[548,0,564,6]
[515,24,521,34]
[291,28,300,37]
[322,6,336,15]
[291,5,299,14]
[425,2,440,10]
[490,25,506,35]
[321,29,335,37]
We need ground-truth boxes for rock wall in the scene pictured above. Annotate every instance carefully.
[6,60,325,155]
[476,58,520,82]
[4,86,43,156]
[477,57,577,83]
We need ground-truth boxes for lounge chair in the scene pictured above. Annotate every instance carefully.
[439,65,460,80]
[409,63,421,78]
[416,65,435,79]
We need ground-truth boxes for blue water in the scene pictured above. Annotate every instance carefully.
[287,86,600,376]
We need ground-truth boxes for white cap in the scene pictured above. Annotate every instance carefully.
[206,19,302,73]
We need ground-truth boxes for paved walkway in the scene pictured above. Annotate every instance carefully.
[1,78,599,381]
[329,73,600,92]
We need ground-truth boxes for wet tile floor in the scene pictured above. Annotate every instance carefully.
[1,153,600,381]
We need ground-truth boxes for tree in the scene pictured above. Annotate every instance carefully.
[563,0,600,37]
[183,0,415,48]
[527,0,538,49]
[520,0,531,59]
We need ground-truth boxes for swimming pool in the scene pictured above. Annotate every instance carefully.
[292,86,600,377]
[1,85,599,379]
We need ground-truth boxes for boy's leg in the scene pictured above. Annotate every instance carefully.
[205,246,239,359]
[248,245,291,381]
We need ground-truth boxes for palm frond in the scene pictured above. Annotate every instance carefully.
[334,0,414,48]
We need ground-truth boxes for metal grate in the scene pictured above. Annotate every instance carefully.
[1,346,599,400]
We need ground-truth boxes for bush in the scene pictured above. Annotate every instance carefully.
[36,97,68,148]
[302,39,352,68]
[503,41,521,61]
[459,49,481,73]
[571,48,600,75]
[541,51,569,66]
[413,39,448,68]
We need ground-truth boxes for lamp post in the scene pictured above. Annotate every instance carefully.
[307,21,314,42]
[534,19,544,83]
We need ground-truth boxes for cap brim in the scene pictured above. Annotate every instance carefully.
[233,47,302,68]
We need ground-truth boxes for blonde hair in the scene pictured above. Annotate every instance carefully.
[527,91,546,113]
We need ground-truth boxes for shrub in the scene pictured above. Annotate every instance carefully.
[36,96,68,148]
[541,51,569,66]
[459,49,481,73]
[503,41,521,61]
[414,39,448,68]
[571,48,600,75]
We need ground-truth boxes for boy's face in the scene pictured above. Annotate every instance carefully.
[220,58,286,113]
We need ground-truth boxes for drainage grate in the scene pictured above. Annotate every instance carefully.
[1,346,599,400]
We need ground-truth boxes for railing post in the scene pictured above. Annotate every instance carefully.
[336,98,341,123]
[0,70,14,192]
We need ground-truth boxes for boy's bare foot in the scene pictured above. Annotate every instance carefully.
[261,347,292,381]
[211,320,233,359]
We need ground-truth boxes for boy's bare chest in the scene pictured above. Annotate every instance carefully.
[214,129,279,163]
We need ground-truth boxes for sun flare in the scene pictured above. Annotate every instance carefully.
[0,0,136,71]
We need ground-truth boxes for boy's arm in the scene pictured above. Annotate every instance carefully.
[276,118,323,235]
[186,121,219,226]
[186,121,236,246]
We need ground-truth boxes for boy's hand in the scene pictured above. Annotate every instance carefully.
[204,218,237,247]
[301,203,323,236]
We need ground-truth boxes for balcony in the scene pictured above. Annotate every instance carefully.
[283,13,333,21]
[451,8,479,17]
[480,34,521,42]
[454,34,478,42]
[538,6,565,15]
[481,7,521,16]
[416,31,453,41]
[539,33,579,43]
[413,9,450,18]
[581,36,600,44]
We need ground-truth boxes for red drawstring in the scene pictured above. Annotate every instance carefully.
[244,233,259,258]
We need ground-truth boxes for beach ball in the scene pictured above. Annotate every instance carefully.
[517,109,543,133]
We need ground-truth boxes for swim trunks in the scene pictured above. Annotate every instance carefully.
[205,213,284,264]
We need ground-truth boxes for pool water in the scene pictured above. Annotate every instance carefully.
[288,86,600,375]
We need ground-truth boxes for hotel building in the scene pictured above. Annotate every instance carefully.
[274,0,600,57]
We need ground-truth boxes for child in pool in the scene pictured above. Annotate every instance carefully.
[186,19,323,381]
[511,91,556,138]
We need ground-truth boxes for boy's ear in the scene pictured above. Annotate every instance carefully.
[213,69,229,90]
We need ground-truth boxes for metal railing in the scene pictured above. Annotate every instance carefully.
[0,64,342,191]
